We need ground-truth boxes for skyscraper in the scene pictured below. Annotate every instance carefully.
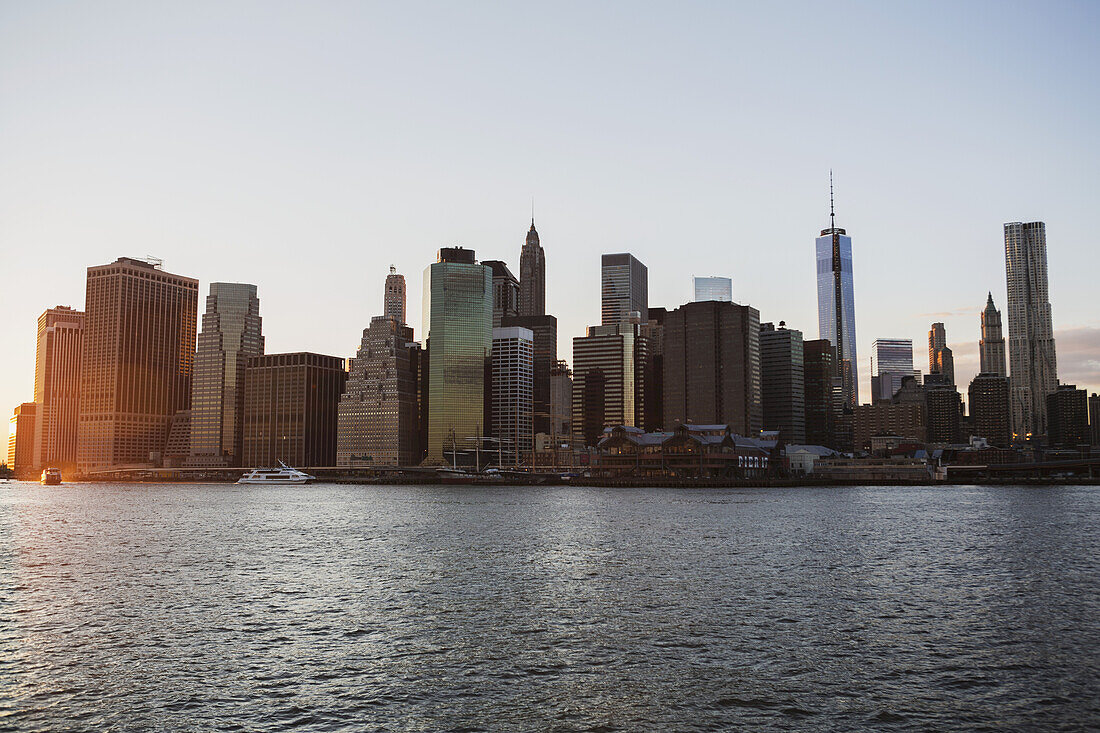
[602,253,648,325]
[662,301,761,436]
[815,177,858,408]
[188,283,263,467]
[979,292,1007,377]
[423,247,493,464]
[1005,222,1057,440]
[491,326,534,465]
[1046,384,1088,449]
[693,276,732,303]
[518,220,545,318]
[968,374,1011,447]
[385,266,406,324]
[803,339,835,448]
[7,403,36,476]
[549,360,572,447]
[77,257,198,470]
[484,260,519,328]
[337,314,420,467]
[242,353,346,467]
[870,338,916,403]
[928,323,955,386]
[759,322,805,443]
[572,322,647,446]
[32,306,84,472]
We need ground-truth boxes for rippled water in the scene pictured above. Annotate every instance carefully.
[1,482,1098,731]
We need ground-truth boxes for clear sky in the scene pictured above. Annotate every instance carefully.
[3,1,1099,444]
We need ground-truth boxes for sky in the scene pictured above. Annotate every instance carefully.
[2,1,1099,445]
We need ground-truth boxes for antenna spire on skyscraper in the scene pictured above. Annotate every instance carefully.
[829,170,835,230]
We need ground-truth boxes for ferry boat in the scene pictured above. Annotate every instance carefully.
[236,461,316,485]
[41,468,62,485]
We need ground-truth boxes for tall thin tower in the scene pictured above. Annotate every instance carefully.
[979,292,1007,377]
[519,220,545,317]
[1004,221,1057,440]
[385,266,406,325]
[815,173,858,408]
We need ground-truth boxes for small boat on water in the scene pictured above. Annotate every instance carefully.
[237,461,315,485]
[41,468,62,485]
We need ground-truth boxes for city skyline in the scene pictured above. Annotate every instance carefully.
[3,2,1100,446]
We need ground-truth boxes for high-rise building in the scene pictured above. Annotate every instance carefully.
[519,220,546,318]
[803,339,835,448]
[662,301,761,436]
[77,257,198,470]
[242,353,346,467]
[491,326,534,465]
[1046,384,1088,449]
[979,292,1007,377]
[1005,221,1058,440]
[640,307,666,431]
[337,316,420,467]
[968,374,1011,447]
[870,338,916,403]
[926,386,962,444]
[693,276,732,303]
[1089,394,1100,447]
[32,306,84,472]
[423,247,493,464]
[928,323,955,386]
[853,401,925,451]
[759,322,805,443]
[501,314,557,439]
[484,260,520,328]
[188,283,263,467]
[602,253,648,325]
[549,360,572,446]
[572,322,647,447]
[815,178,858,408]
[7,403,37,476]
[385,266,407,324]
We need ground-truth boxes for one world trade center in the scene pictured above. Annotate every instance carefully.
[815,174,858,409]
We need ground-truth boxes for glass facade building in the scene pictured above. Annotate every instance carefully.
[189,283,263,467]
[870,338,916,403]
[423,248,493,464]
[601,253,648,325]
[693,276,732,303]
[815,228,858,408]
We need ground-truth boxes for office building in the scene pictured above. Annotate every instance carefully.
[662,301,761,436]
[602,253,648,325]
[519,220,546,318]
[501,314,556,439]
[640,307,666,431]
[423,247,493,464]
[188,283,263,467]
[853,401,925,451]
[815,179,859,408]
[693,276,732,303]
[484,260,520,328]
[491,326,534,465]
[385,266,406,324]
[803,339,836,448]
[32,306,84,471]
[1005,221,1058,440]
[77,257,198,470]
[572,322,648,447]
[871,338,916,403]
[968,374,1011,447]
[1046,384,1088,449]
[163,409,192,467]
[337,316,420,467]
[7,403,37,476]
[979,292,1007,377]
[549,360,572,446]
[928,323,955,386]
[1089,394,1100,447]
[242,352,346,467]
[760,322,805,443]
[926,386,962,444]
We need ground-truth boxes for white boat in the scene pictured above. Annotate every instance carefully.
[237,461,316,485]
